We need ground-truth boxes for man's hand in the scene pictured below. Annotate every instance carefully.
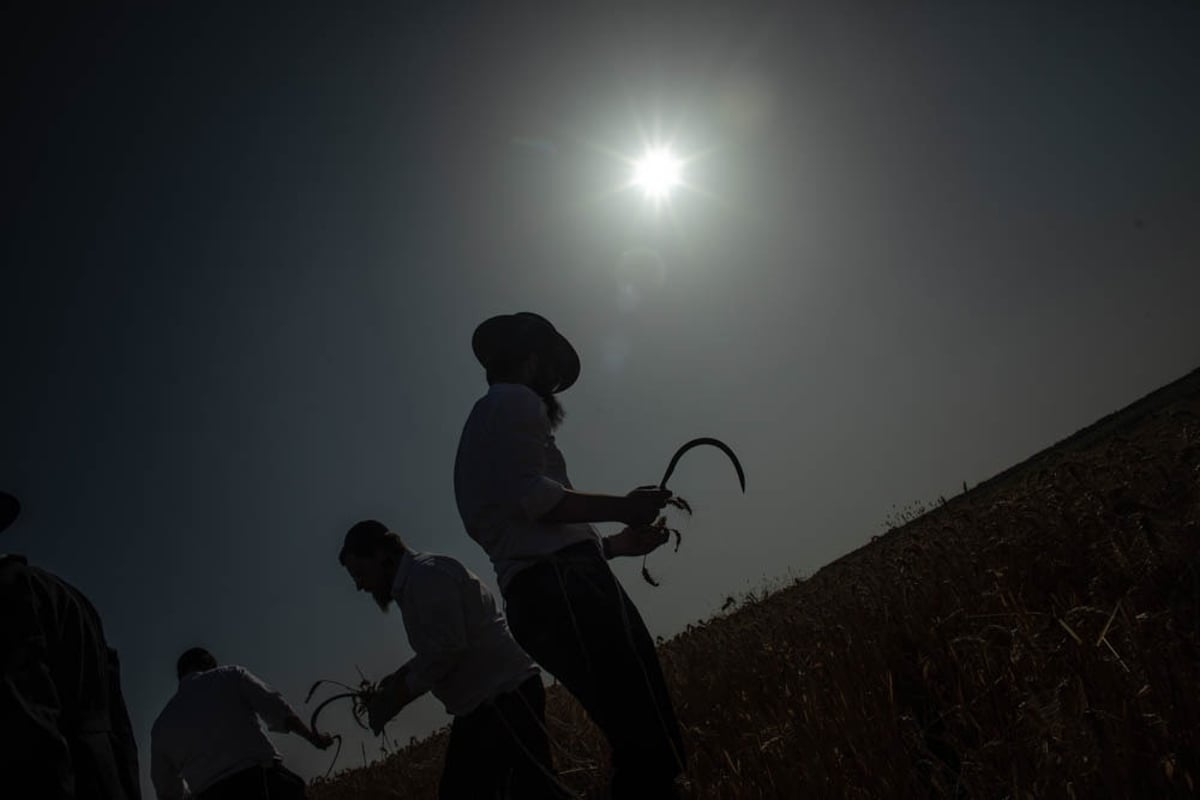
[366,671,412,735]
[620,486,672,526]
[285,714,336,750]
[307,730,335,750]
[604,523,671,559]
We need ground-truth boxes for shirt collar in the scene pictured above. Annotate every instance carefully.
[391,549,417,598]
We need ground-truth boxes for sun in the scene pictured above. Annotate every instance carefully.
[631,147,683,202]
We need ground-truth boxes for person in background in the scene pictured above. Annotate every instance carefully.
[0,489,142,800]
[150,647,332,800]
[453,312,686,798]
[339,519,571,799]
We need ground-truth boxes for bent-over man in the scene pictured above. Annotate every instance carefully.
[150,648,332,800]
[339,519,571,799]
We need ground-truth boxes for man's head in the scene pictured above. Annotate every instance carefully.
[339,520,407,612]
[472,312,579,393]
[176,647,217,680]
[472,312,579,428]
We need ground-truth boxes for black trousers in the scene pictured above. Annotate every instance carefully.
[196,762,305,800]
[504,543,685,798]
[440,675,570,799]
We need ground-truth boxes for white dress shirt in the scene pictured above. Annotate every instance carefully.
[392,550,538,716]
[454,382,602,591]
[150,665,296,799]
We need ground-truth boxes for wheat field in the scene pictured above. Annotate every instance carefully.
[311,369,1200,798]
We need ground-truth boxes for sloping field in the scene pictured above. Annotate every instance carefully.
[311,368,1200,798]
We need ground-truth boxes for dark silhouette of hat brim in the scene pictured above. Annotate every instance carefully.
[472,312,580,392]
[0,492,20,534]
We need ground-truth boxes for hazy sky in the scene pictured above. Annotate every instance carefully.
[4,2,1199,793]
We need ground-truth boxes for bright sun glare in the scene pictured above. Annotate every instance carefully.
[632,148,683,202]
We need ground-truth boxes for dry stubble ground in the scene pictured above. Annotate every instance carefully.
[311,369,1200,799]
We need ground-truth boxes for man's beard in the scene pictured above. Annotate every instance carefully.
[373,586,393,612]
[537,388,565,430]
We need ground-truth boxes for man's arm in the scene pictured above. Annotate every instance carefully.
[487,386,672,527]
[150,733,187,800]
[400,568,470,695]
[368,567,467,733]
[487,387,571,520]
[539,487,672,527]
[365,664,419,734]
[281,713,334,750]
[232,667,329,747]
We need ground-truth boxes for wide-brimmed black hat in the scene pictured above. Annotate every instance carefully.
[471,312,580,392]
[0,491,20,534]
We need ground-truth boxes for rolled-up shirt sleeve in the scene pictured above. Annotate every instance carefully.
[402,568,469,697]
[489,386,566,520]
[232,667,296,732]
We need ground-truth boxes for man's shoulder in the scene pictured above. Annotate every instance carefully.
[153,666,261,734]
[0,557,95,612]
[487,382,538,399]
[405,552,497,607]
[472,383,543,415]
[409,552,493,595]
[212,664,265,689]
[185,664,253,691]
[410,551,468,580]
[0,554,48,584]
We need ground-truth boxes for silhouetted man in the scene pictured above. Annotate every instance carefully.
[454,312,686,798]
[339,519,571,799]
[0,490,142,800]
[150,648,332,800]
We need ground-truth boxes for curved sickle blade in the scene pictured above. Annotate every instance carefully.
[660,437,746,492]
[309,691,359,736]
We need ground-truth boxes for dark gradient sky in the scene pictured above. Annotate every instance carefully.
[4,2,1199,793]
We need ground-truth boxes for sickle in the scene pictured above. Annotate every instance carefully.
[307,680,375,780]
[659,437,746,491]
